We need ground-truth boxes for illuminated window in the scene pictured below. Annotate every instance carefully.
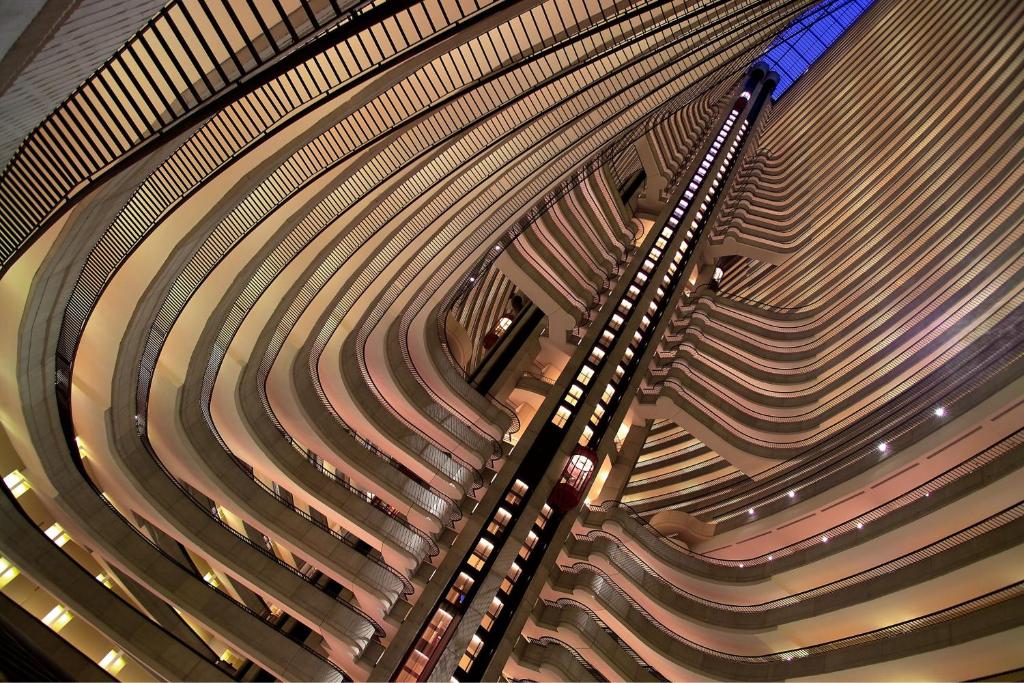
[617,300,632,314]
[505,480,528,506]
[500,563,523,593]
[649,248,662,260]
[660,227,672,238]
[614,365,626,380]
[633,331,643,346]
[4,470,29,498]
[481,597,504,630]
[576,365,595,385]
[99,650,127,675]
[655,237,667,250]
[446,573,474,605]
[535,505,554,531]
[0,557,19,588]
[639,316,651,331]
[601,385,615,403]
[400,609,453,681]
[458,635,485,672]
[628,285,641,298]
[44,523,70,548]
[220,649,246,670]
[641,259,655,273]
[590,404,606,424]
[202,571,220,588]
[635,271,648,284]
[95,572,114,588]
[487,508,512,536]
[518,531,540,562]
[609,314,624,330]
[42,605,72,632]
[588,347,605,364]
[551,405,572,427]
[623,347,635,363]
[600,330,615,346]
[567,384,584,406]
[467,539,494,570]
[579,425,594,446]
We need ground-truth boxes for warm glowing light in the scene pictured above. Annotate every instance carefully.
[877,443,888,453]
[934,407,945,417]
[788,490,795,498]
[0,557,19,588]
[767,555,773,561]
[44,523,70,547]
[821,535,829,543]
[3,470,29,498]
[99,650,127,675]
[856,522,863,529]
[42,605,72,631]
[748,508,755,514]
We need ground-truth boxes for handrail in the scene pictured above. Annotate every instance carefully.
[546,580,1024,669]
[135,434,387,640]
[351,5,809,497]
[57,410,353,674]
[425,69,735,435]
[635,301,1024,521]
[299,447,440,560]
[564,502,1024,624]
[583,426,1024,572]
[226,451,414,599]
[0,0,515,272]
[0,480,244,679]
[528,637,610,682]
[551,599,668,681]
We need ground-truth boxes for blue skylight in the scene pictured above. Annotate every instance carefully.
[762,0,875,98]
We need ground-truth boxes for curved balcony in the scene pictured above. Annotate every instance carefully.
[579,427,1024,581]
[535,582,1024,680]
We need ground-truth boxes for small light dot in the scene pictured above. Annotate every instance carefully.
[469,277,475,282]
[494,245,501,251]
[934,407,945,417]
[788,490,795,498]
[878,443,888,453]
[856,522,863,529]
[739,563,744,568]
[748,508,755,514]
[821,535,829,543]
[924,492,929,497]
[767,555,773,561]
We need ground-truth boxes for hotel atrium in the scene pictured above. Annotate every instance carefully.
[0,0,1022,680]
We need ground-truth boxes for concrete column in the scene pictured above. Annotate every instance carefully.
[597,419,652,504]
